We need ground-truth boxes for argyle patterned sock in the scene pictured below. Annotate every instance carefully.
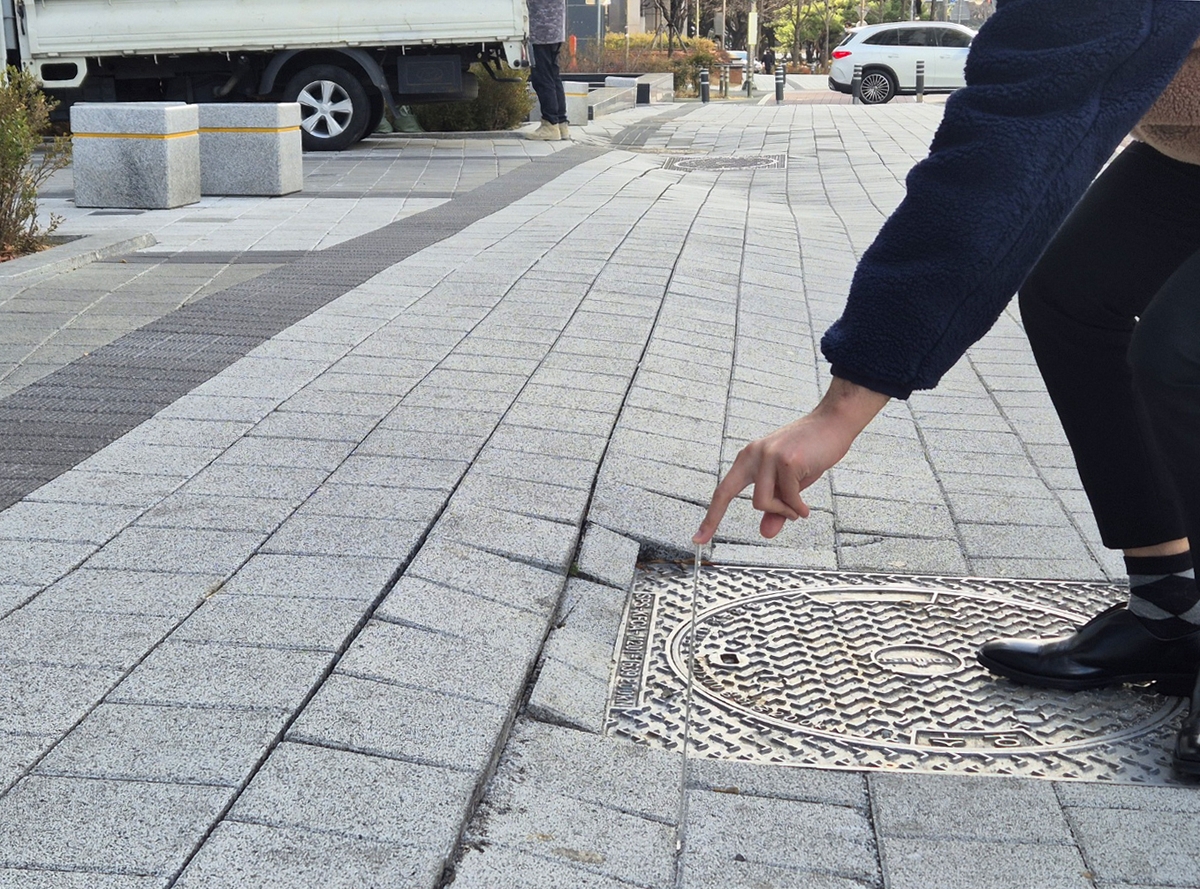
[1125,551,1200,640]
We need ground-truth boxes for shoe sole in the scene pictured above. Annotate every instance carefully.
[1172,754,1200,776]
[975,652,1193,696]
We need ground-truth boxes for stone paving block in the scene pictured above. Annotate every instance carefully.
[969,557,1104,580]
[710,543,840,569]
[837,533,969,574]
[589,483,702,560]
[451,473,590,527]
[29,569,220,616]
[451,844,650,889]
[835,496,957,539]
[466,779,675,887]
[946,493,1071,527]
[0,609,175,669]
[0,539,97,587]
[139,492,296,533]
[35,702,284,786]
[470,447,597,491]
[263,515,425,560]
[486,426,608,464]
[75,443,222,478]
[0,869,162,888]
[375,574,548,649]
[687,759,868,808]
[0,775,230,875]
[870,773,1073,843]
[0,501,144,545]
[958,523,1092,562]
[576,524,640,590]
[437,506,578,574]
[406,538,563,615]
[0,662,122,736]
[497,720,680,822]
[1054,782,1200,812]
[246,410,380,442]
[336,619,534,708]
[526,653,610,734]
[356,428,481,462]
[294,482,445,523]
[229,742,474,852]
[0,732,54,792]
[1066,808,1200,886]
[287,673,506,773]
[218,552,395,601]
[681,790,877,886]
[110,640,329,710]
[155,395,281,424]
[881,838,1091,889]
[83,527,264,576]
[171,593,365,650]
[0,584,38,616]
[179,464,330,502]
[174,821,427,889]
[218,437,357,469]
[327,454,465,491]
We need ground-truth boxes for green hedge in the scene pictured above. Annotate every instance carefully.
[412,63,532,132]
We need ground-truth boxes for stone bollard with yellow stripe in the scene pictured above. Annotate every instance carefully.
[198,103,303,197]
[70,103,201,209]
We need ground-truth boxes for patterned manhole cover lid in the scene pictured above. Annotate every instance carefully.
[662,154,786,171]
[606,564,1190,783]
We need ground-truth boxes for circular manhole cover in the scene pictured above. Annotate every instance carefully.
[609,566,1188,782]
[664,155,785,172]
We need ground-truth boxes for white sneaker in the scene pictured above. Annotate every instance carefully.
[526,120,562,141]
[558,122,570,140]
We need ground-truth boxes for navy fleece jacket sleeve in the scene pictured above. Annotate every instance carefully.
[821,0,1200,399]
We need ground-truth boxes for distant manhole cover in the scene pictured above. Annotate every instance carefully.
[606,565,1189,783]
[662,154,786,172]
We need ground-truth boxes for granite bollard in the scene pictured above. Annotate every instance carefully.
[198,103,303,196]
[71,103,200,209]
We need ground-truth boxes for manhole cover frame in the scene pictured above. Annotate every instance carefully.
[662,154,787,172]
[606,563,1192,784]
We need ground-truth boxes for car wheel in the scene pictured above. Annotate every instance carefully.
[859,69,896,105]
[284,64,371,151]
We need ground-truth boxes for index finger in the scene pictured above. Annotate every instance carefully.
[692,460,754,545]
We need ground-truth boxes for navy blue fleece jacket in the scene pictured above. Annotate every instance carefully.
[821,0,1200,399]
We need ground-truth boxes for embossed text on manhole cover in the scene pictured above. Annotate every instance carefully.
[662,154,787,172]
[606,564,1190,783]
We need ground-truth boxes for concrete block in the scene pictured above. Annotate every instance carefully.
[262,515,425,560]
[1067,808,1200,886]
[465,779,675,887]
[870,773,1073,843]
[0,775,230,875]
[688,758,867,807]
[0,539,96,587]
[175,821,427,889]
[229,742,473,851]
[0,608,175,669]
[84,527,265,576]
[576,524,639,590]
[681,791,877,886]
[198,102,302,196]
[0,869,161,888]
[71,102,200,209]
[287,673,507,773]
[437,506,578,574]
[881,838,1091,889]
[526,653,610,733]
[36,702,284,786]
[0,500,143,545]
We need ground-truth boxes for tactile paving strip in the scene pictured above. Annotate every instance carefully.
[662,154,787,171]
[606,564,1191,783]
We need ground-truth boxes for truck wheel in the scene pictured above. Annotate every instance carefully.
[284,64,370,151]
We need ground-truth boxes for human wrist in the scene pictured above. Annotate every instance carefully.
[813,377,890,438]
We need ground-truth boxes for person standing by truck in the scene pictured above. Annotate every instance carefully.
[526,0,569,141]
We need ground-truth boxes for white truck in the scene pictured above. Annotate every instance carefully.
[1,0,529,150]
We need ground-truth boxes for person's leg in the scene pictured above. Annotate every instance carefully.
[978,143,1200,691]
[527,43,563,140]
[1127,247,1200,770]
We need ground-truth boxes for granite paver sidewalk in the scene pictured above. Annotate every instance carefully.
[0,96,1197,888]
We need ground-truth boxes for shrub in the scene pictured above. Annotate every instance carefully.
[0,66,71,259]
[412,63,532,132]
[569,35,723,96]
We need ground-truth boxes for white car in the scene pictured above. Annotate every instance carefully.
[828,21,975,104]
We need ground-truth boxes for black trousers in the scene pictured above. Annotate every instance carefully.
[530,42,567,125]
[1020,142,1200,551]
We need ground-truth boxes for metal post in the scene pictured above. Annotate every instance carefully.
[915,60,925,102]
[747,0,758,98]
[700,68,710,103]
[720,65,728,98]
[775,62,784,103]
[851,64,863,104]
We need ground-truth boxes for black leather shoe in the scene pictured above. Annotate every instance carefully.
[1174,671,1200,776]
[976,604,1200,695]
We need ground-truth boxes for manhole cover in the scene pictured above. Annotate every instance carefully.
[606,564,1190,783]
[662,154,786,172]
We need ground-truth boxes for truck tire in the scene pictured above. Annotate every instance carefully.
[284,64,371,151]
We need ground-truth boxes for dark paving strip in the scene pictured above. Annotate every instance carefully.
[0,144,606,510]
[99,251,310,265]
[611,103,701,148]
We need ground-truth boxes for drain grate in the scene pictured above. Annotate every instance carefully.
[662,154,786,172]
[606,564,1190,783]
